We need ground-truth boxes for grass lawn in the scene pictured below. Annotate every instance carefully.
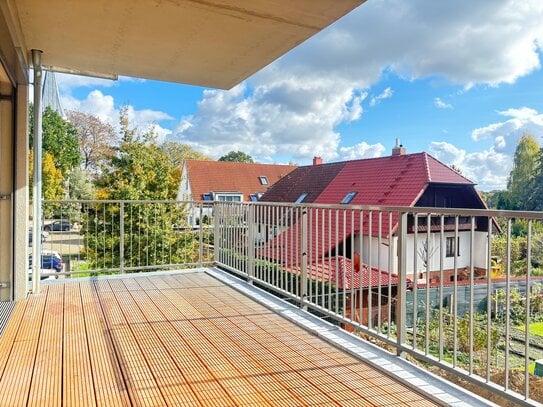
[519,322,543,337]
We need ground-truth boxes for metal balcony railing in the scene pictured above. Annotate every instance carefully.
[36,199,543,406]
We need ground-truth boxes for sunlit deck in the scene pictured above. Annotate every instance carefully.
[0,269,487,406]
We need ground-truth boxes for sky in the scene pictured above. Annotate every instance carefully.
[55,0,543,191]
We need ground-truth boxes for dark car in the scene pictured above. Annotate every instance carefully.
[29,254,63,278]
[43,220,71,232]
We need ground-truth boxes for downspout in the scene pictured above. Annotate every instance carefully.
[31,49,42,293]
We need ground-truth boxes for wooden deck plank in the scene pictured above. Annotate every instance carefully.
[0,300,27,379]
[79,281,131,407]
[0,289,47,407]
[27,284,64,407]
[63,282,97,407]
[99,282,165,406]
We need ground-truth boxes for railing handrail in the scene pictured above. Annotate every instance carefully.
[43,198,543,220]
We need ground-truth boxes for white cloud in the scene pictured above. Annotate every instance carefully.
[370,87,393,106]
[173,80,367,161]
[339,142,386,160]
[429,141,510,190]
[63,90,173,141]
[470,107,543,154]
[434,98,452,109]
[173,0,543,161]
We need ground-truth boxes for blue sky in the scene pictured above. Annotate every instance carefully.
[57,0,543,191]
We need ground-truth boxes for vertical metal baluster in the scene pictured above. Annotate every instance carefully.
[247,204,255,282]
[309,207,313,304]
[505,218,511,391]
[199,203,204,267]
[388,211,393,339]
[397,211,408,356]
[377,212,382,332]
[120,202,125,274]
[439,214,444,361]
[453,215,459,367]
[328,209,332,313]
[103,205,106,270]
[469,216,475,375]
[525,220,532,401]
[368,211,373,328]
[413,214,419,350]
[335,209,339,315]
[342,209,347,320]
[486,215,493,382]
[321,208,326,308]
[351,210,355,323]
[359,210,364,327]
[301,206,308,307]
[425,214,431,356]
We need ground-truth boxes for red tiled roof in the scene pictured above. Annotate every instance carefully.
[287,256,399,290]
[184,160,297,201]
[259,152,481,263]
[262,162,346,203]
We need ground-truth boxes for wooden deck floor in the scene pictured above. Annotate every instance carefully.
[0,272,438,406]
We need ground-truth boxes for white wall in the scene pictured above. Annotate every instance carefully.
[353,230,488,276]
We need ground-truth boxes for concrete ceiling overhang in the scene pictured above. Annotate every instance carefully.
[3,0,365,89]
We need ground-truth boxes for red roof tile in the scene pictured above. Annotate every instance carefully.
[184,160,297,201]
[287,256,399,290]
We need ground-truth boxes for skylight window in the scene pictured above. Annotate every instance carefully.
[295,193,308,204]
[259,176,269,185]
[340,191,357,204]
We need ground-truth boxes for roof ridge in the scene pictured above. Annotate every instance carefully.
[299,152,427,169]
[423,152,431,182]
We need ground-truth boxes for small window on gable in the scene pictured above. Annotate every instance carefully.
[341,191,357,204]
[203,194,212,201]
[295,193,308,204]
[259,176,269,185]
[250,194,259,202]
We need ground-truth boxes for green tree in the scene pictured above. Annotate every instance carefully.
[30,106,81,174]
[161,141,210,168]
[67,110,116,173]
[218,150,254,163]
[84,108,198,270]
[527,148,543,211]
[505,134,539,210]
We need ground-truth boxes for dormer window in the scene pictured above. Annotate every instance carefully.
[250,194,259,202]
[203,193,212,201]
[341,191,357,204]
[295,193,308,204]
[259,176,269,185]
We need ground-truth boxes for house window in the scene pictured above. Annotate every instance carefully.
[216,194,242,202]
[250,194,259,202]
[259,176,269,185]
[446,236,460,257]
[295,193,308,204]
[203,194,212,201]
[340,191,357,204]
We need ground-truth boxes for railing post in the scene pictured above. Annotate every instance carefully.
[213,203,220,265]
[198,203,204,267]
[119,201,125,274]
[396,210,408,357]
[300,206,308,309]
[247,204,255,283]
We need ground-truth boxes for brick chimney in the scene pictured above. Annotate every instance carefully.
[392,138,406,156]
[313,156,323,165]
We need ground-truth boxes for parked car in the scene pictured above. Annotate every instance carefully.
[28,253,63,280]
[28,229,49,246]
[43,220,72,232]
